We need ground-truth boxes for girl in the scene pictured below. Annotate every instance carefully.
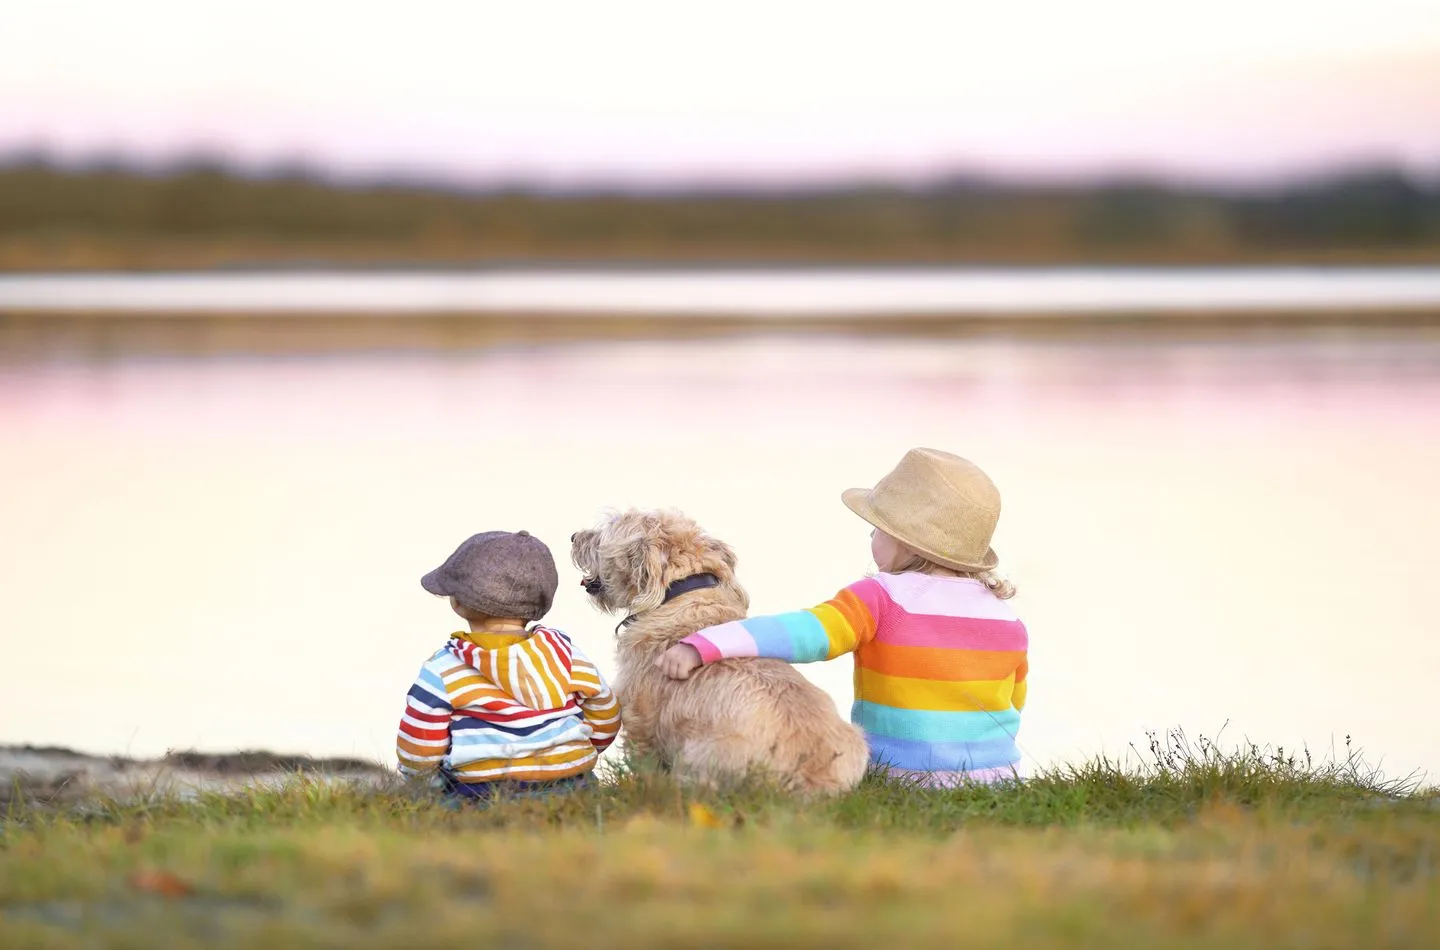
[657,448,1028,786]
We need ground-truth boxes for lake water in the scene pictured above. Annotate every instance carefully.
[4,265,1440,314]
[2,317,1438,782]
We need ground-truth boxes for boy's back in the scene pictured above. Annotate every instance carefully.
[398,529,619,798]
[399,625,618,784]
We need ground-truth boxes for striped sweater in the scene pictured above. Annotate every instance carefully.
[397,626,620,785]
[681,572,1028,783]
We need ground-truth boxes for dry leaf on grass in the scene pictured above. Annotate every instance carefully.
[128,869,194,898]
[688,803,726,829]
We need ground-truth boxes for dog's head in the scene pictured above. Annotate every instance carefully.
[570,508,744,617]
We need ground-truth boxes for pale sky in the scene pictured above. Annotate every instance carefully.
[3,0,1440,186]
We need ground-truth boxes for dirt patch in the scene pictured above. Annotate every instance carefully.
[1,744,393,808]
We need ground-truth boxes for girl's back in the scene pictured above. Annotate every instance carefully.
[661,447,1029,787]
[852,572,1027,781]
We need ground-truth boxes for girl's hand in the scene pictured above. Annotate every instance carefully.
[656,643,704,680]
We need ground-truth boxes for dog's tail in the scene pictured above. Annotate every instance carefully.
[792,719,869,797]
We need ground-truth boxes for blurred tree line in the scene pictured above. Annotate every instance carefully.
[1,152,1437,268]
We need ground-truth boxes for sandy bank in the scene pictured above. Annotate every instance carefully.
[1,745,394,807]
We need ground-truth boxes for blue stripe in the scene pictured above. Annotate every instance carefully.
[777,611,831,663]
[852,700,1020,744]
[867,734,1020,772]
[408,681,452,711]
[451,713,575,740]
[744,614,797,661]
[450,718,586,749]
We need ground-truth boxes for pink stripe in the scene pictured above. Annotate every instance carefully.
[846,576,888,625]
[686,635,726,664]
[684,620,758,663]
[876,608,1028,651]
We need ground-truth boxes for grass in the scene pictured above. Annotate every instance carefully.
[1,731,1436,949]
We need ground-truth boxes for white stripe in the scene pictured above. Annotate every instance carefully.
[529,635,570,705]
[518,648,546,708]
[406,692,449,715]
[400,713,451,733]
[873,572,1020,621]
[397,725,448,744]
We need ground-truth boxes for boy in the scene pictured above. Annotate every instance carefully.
[397,530,619,801]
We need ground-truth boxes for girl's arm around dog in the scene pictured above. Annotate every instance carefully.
[663,577,885,677]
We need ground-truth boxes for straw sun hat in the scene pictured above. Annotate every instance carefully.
[841,448,1001,573]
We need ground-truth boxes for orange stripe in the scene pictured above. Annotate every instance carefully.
[450,746,597,779]
[397,735,444,758]
[832,589,876,646]
[1015,656,1029,683]
[863,644,1025,681]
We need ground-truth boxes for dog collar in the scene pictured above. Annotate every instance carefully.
[617,572,720,632]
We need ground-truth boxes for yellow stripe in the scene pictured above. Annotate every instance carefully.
[450,744,597,781]
[457,630,528,649]
[452,742,595,769]
[522,637,567,708]
[856,667,1017,712]
[1012,679,1028,712]
[811,603,857,658]
[449,684,512,708]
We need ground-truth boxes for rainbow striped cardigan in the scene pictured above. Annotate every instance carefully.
[681,572,1028,780]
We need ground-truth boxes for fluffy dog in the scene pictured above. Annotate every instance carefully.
[570,509,868,795]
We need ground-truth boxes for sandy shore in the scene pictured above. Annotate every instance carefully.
[0,745,395,807]
[5,308,1440,361]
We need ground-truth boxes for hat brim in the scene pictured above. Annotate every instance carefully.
[842,487,999,573]
[420,567,451,597]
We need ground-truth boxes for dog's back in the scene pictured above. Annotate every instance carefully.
[572,508,869,796]
[617,601,868,795]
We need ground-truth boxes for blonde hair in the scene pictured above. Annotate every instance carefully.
[891,553,1017,600]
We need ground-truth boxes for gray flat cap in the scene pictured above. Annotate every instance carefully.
[421,530,558,622]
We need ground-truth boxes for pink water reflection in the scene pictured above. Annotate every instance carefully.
[2,333,1438,778]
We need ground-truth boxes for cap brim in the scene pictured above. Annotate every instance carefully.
[841,487,999,573]
[420,567,450,596]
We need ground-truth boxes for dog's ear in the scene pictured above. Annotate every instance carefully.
[704,536,739,580]
[627,518,670,612]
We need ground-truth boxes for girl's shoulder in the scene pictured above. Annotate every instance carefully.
[869,572,1021,622]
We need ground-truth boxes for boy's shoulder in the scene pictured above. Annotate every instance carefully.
[419,640,463,670]
[532,624,573,646]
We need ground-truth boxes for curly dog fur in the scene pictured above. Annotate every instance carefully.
[571,508,868,795]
